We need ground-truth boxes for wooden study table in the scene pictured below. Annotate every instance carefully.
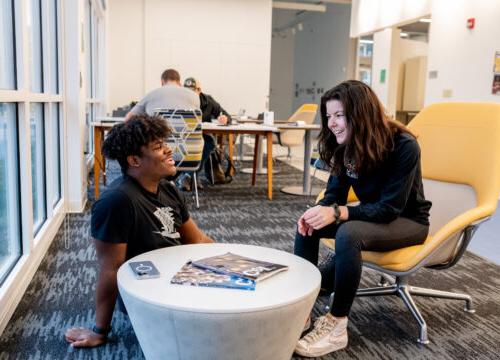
[202,123,278,200]
[91,121,117,199]
[276,123,321,196]
[233,121,322,196]
[91,121,278,200]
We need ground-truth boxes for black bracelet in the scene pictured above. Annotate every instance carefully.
[332,203,341,224]
[92,325,111,336]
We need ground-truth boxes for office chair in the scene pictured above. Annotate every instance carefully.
[319,102,500,344]
[274,104,318,159]
[154,109,204,208]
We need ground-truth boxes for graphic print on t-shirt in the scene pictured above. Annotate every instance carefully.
[153,207,181,239]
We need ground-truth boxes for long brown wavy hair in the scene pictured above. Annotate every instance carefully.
[318,80,414,175]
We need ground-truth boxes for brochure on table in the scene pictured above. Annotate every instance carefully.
[170,261,256,291]
[191,252,288,282]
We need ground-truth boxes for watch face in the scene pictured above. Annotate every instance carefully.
[333,204,341,221]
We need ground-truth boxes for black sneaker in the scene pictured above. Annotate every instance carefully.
[177,174,192,192]
[194,180,204,190]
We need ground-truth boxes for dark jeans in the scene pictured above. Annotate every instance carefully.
[294,217,429,317]
[198,134,216,180]
[176,134,215,184]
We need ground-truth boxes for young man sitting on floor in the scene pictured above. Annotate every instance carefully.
[65,114,213,348]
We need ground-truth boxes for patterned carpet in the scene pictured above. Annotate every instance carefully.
[1,160,499,360]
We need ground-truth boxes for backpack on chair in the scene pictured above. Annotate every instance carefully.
[205,147,234,185]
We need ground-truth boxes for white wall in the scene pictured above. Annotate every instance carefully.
[270,4,351,121]
[350,0,432,37]
[371,28,394,112]
[106,0,144,108]
[398,38,428,64]
[402,56,427,111]
[292,4,351,117]
[397,39,428,111]
[107,0,273,116]
[351,0,500,106]
[425,0,500,104]
[269,11,295,120]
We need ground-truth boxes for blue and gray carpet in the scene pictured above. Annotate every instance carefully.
[1,160,499,359]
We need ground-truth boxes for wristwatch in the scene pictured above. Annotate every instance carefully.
[92,325,112,337]
[332,203,341,224]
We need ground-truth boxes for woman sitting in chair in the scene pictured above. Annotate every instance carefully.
[294,80,432,357]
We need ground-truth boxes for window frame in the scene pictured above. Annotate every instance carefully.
[0,103,22,286]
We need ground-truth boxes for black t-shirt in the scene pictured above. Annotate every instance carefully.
[91,175,190,260]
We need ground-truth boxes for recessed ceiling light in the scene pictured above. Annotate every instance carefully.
[419,18,431,23]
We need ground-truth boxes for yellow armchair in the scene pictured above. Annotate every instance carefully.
[319,102,500,344]
[275,104,318,159]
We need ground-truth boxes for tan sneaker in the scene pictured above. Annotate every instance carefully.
[295,313,348,357]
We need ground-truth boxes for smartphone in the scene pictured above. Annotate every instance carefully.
[129,260,160,279]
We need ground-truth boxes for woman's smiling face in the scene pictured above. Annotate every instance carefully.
[326,99,348,145]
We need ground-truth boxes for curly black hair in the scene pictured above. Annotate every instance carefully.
[101,114,171,173]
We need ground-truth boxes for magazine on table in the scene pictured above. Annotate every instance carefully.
[170,261,256,291]
[191,252,288,282]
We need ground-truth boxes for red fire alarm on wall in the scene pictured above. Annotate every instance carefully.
[467,18,475,29]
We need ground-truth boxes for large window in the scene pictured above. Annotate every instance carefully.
[358,36,373,86]
[84,0,103,157]
[46,0,59,94]
[28,0,43,93]
[0,103,21,285]
[48,103,61,207]
[30,103,46,234]
[0,0,16,90]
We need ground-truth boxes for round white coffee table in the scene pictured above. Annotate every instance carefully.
[117,243,320,360]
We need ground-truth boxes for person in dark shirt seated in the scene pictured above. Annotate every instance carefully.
[180,77,232,189]
[294,80,432,357]
[65,115,213,348]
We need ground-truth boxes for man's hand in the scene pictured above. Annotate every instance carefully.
[302,205,336,231]
[217,114,228,125]
[65,327,107,348]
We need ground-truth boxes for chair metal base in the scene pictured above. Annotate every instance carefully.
[192,172,200,209]
[281,185,323,196]
[355,276,474,344]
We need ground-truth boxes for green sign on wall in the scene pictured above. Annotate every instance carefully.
[380,69,386,84]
